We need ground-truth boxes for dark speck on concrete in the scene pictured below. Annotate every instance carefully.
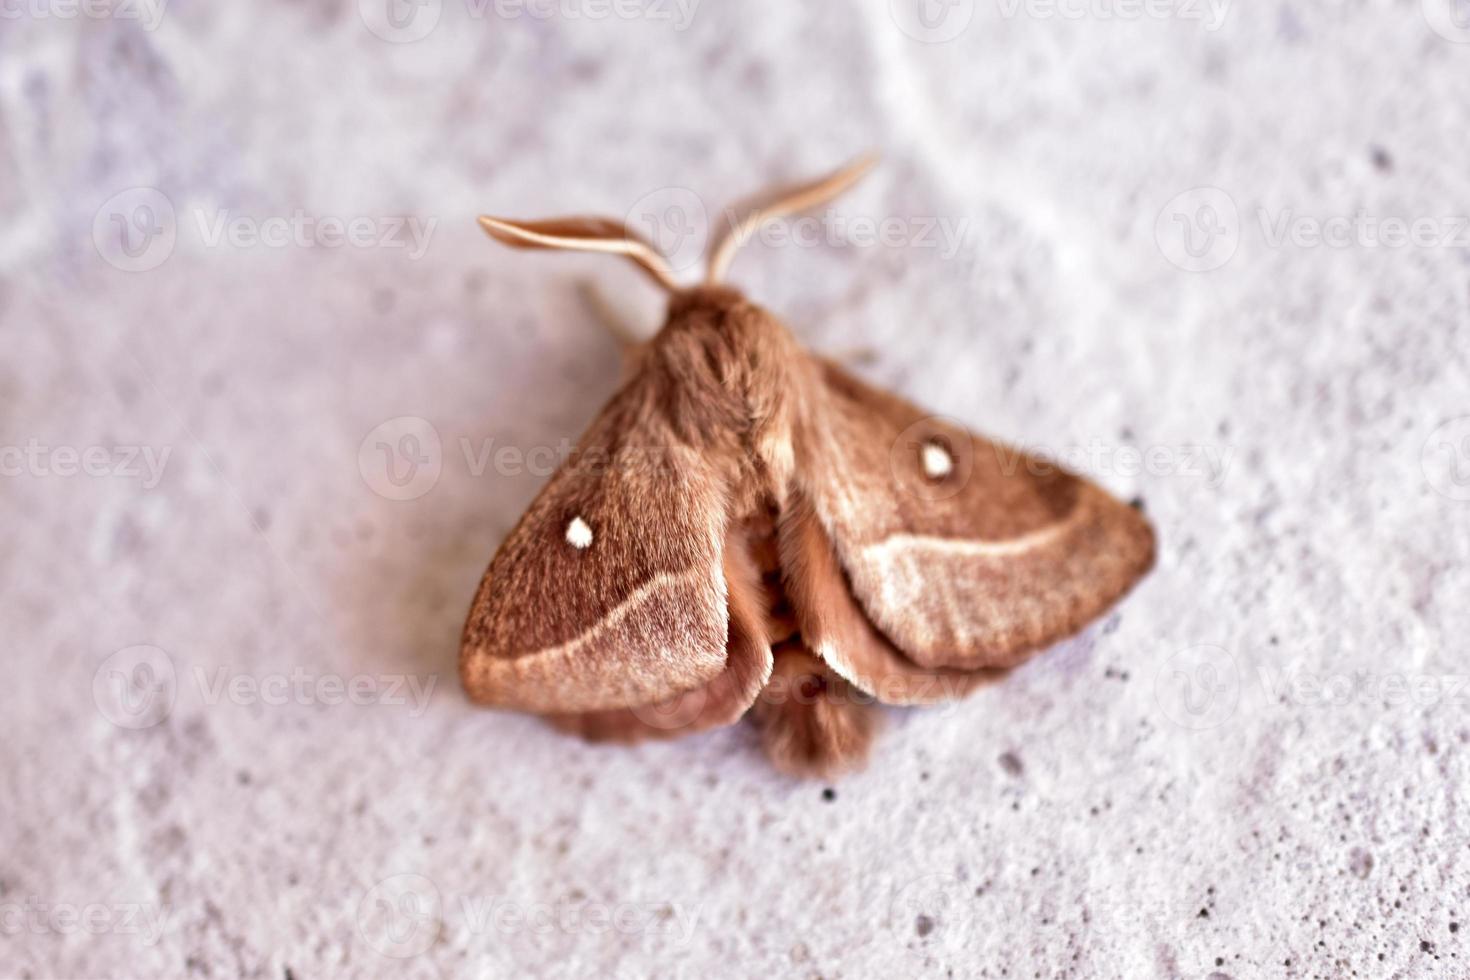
[915,914,934,938]
[821,788,836,802]
[998,752,1024,777]
[1370,145,1393,172]
[1349,847,1374,879]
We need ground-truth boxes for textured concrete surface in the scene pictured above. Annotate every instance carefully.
[3,2,1470,977]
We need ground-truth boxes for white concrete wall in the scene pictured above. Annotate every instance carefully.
[2,1,1468,976]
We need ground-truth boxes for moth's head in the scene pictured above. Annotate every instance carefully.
[663,282,749,321]
[475,153,878,300]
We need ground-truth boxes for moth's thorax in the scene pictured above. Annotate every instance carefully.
[647,285,808,508]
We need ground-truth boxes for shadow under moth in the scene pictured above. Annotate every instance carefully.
[459,156,1156,778]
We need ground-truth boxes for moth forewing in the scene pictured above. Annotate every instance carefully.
[794,358,1157,672]
[545,527,774,742]
[458,366,735,715]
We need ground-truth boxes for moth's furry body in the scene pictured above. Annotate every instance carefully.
[460,159,1156,778]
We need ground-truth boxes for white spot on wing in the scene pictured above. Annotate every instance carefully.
[565,516,594,549]
[921,442,953,479]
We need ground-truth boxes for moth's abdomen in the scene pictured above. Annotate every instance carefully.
[752,641,879,779]
[740,501,883,777]
[743,504,799,647]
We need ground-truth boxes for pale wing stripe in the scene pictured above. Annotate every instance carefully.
[858,487,1095,562]
[858,523,1068,562]
[476,567,715,673]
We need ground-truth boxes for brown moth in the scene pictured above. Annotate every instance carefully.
[460,157,1156,778]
